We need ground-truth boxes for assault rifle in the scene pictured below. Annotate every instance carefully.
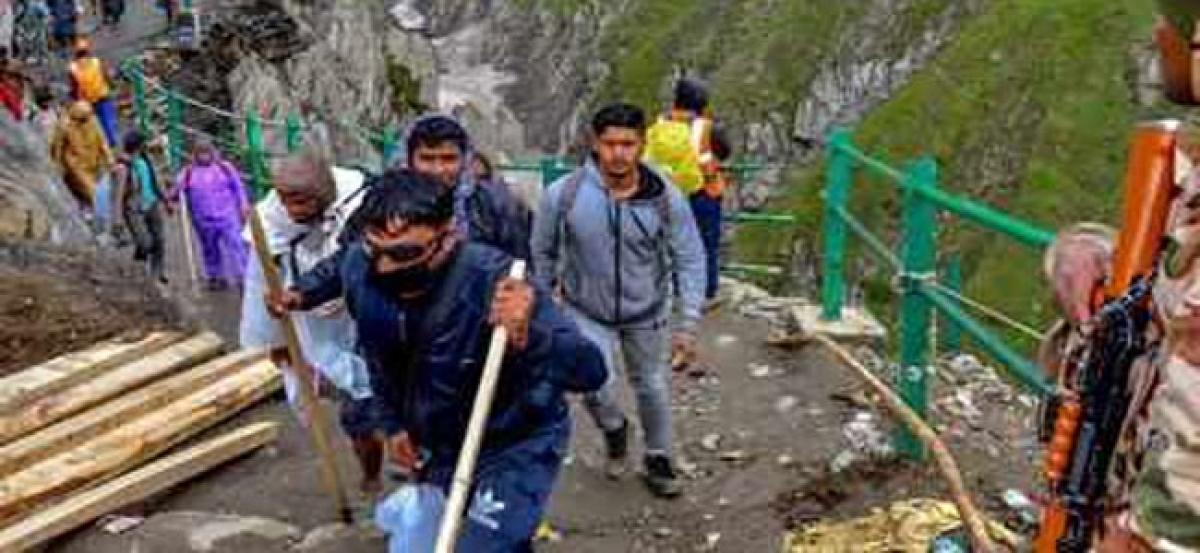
[1035,120,1180,552]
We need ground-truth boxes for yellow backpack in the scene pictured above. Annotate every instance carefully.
[71,58,110,103]
[644,116,703,195]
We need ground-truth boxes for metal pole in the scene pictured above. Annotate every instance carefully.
[821,129,854,321]
[380,125,399,171]
[897,157,939,459]
[940,253,964,354]
[246,111,269,200]
[918,284,1055,397]
[285,112,302,154]
[166,93,185,171]
[132,61,149,136]
[910,185,1054,249]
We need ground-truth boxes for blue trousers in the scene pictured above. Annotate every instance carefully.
[688,192,722,299]
[93,97,119,147]
[426,422,568,552]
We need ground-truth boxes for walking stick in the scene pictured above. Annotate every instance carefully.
[435,260,527,553]
[175,193,200,294]
[245,206,353,524]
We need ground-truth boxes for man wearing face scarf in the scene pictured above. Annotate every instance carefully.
[239,144,388,499]
[327,168,605,551]
[269,114,531,320]
[169,138,250,290]
[1039,4,1200,548]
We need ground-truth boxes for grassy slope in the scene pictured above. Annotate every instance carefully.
[740,0,1165,352]
[531,0,1167,356]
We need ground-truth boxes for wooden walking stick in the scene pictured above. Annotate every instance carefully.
[176,193,201,294]
[245,206,353,524]
[435,260,527,553]
[813,334,1001,552]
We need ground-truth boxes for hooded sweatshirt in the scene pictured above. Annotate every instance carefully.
[532,159,706,334]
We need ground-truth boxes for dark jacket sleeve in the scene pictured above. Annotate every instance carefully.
[514,283,606,393]
[477,183,532,263]
[293,247,346,310]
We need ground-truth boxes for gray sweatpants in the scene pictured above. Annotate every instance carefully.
[565,305,673,457]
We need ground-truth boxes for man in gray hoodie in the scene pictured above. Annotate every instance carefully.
[531,102,706,498]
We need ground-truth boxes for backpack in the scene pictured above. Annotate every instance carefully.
[644,117,703,196]
[70,57,110,103]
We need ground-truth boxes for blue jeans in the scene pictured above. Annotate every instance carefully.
[92,96,119,147]
[688,192,721,299]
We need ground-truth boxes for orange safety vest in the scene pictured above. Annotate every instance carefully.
[70,57,111,104]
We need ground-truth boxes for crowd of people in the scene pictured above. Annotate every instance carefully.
[2,30,734,544]
[241,88,730,549]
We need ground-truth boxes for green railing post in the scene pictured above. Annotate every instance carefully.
[897,157,939,459]
[246,110,269,199]
[380,125,399,171]
[132,60,149,136]
[940,253,964,354]
[539,157,571,187]
[821,129,854,321]
[285,112,302,154]
[166,92,185,172]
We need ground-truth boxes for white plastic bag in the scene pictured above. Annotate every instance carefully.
[93,171,113,236]
[375,483,446,553]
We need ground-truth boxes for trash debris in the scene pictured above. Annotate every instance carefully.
[98,514,145,534]
[777,454,795,467]
[782,498,1014,553]
[843,411,893,458]
[775,395,799,413]
[534,520,562,543]
[654,526,674,539]
[1000,488,1039,528]
[715,334,739,346]
[748,363,771,378]
[718,449,748,462]
[704,531,722,549]
[700,433,722,452]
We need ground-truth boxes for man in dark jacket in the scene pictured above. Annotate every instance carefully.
[272,113,531,310]
[273,168,606,550]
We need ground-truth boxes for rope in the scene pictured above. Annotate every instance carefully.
[925,280,1046,341]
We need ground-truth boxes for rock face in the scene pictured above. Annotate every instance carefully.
[791,0,987,155]
[0,116,91,244]
[186,0,438,165]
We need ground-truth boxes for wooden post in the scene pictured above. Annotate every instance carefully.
[435,261,527,553]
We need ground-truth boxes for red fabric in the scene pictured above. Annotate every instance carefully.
[0,82,23,121]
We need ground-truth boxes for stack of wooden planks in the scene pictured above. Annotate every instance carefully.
[0,331,283,551]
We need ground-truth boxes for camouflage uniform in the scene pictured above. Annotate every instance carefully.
[1043,166,1200,549]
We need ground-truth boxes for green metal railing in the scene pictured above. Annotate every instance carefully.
[122,57,789,274]
[820,128,1056,458]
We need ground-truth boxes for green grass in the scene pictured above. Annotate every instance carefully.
[522,0,1177,364]
[735,0,1180,356]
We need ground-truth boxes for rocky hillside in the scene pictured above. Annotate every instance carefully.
[179,0,1172,350]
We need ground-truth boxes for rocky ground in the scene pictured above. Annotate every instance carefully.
[25,276,1043,552]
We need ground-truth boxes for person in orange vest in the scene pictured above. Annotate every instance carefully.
[68,36,118,147]
[649,79,730,304]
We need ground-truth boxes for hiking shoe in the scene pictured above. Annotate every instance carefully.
[643,455,682,498]
[602,418,629,479]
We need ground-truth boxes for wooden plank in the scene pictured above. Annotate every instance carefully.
[0,332,183,416]
[0,360,281,524]
[0,422,279,552]
[0,349,267,477]
[0,332,224,445]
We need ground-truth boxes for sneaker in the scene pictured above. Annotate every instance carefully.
[643,455,682,498]
[602,418,629,479]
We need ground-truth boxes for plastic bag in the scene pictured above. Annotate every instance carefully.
[93,171,113,236]
[375,483,446,553]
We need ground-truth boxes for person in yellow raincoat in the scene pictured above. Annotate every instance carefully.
[50,100,112,218]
